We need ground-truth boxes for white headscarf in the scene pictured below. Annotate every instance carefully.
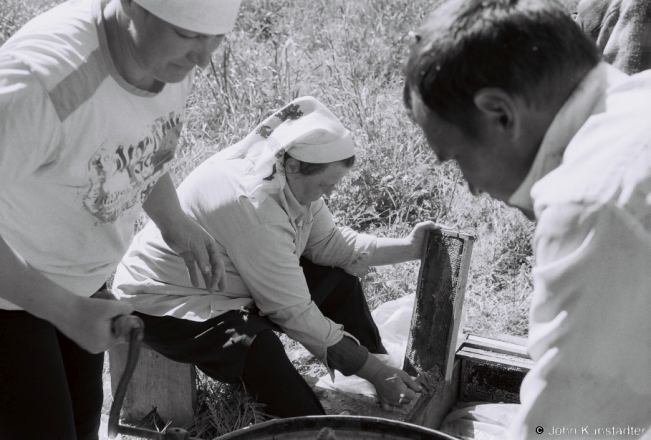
[133,0,242,35]
[221,96,356,206]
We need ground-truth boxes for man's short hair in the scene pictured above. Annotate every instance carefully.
[404,0,600,136]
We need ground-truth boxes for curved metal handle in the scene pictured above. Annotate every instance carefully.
[106,316,199,440]
[108,316,145,439]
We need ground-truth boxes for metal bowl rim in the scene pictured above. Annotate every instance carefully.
[215,415,458,440]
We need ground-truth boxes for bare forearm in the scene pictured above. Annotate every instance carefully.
[0,233,81,324]
[0,233,135,353]
[355,348,385,381]
[369,237,420,266]
[142,173,186,229]
[368,221,439,267]
[142,173,225,292]
[355,349,421,408]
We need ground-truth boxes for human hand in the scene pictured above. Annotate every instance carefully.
[111,314,145,344]
[357,354,421,410]
[57,296,137,354]
[407,221,444,260]
[159,214,226,293]
[370,363,421,410]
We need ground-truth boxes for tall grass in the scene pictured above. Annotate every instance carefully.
[1,0,534,339]
[3,0,536,432]
[172,0,537,387]
[179,0,535,340]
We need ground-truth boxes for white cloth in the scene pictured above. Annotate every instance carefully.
[0,0,191,310]
[441,402,520,440]
[315,292,467,397]
[315,293,415,396]
[113,149,376,363]
[508,63,618,217]
[508,62,651,438]
[133,0,242,35]
[221,96,355,207]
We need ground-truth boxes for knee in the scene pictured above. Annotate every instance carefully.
[338,272,364,299]
[246,330,286,365]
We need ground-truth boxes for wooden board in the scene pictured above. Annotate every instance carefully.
[463,334,529,358]
[109,343,197,426]
[406,359,461,430]
[457,339,534,404]
[299,374,415,422]
[404,230,474,384]
[315,387,415,422]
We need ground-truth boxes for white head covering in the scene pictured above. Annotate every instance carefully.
[133,0,242,35]
[220,96,355,206]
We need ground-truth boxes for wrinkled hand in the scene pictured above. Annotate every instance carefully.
[407,221,444,260]
[58,295,136,354]
[159,214,226,293]
[371,363,420,410]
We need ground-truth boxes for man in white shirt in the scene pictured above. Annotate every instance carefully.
[404,0,651,438]
[0,1,239,438]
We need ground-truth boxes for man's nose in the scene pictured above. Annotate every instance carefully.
[190,35,224,68]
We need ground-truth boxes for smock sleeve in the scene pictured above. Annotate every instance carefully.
[302,198,377,277]
[227,220,348,367]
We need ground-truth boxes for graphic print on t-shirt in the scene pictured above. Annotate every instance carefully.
[82,111,183,223]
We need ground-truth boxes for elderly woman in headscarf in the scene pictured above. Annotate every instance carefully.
[113,96,437,417]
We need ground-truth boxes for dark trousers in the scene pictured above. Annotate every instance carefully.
[0,311,104,440]
[137,259,385,418]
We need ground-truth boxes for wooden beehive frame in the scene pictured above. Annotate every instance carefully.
[403,229,475,382]
[404,229,535,430]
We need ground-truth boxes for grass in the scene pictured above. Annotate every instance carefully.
[175,0,536,339]
[3,0,535,436]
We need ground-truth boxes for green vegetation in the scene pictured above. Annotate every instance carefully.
[2,0,535,435]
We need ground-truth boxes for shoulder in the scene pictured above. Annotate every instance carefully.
[0,53,61,137]
[179,157,293,235]
[218,197,295,252]
[1,1,104,94]
[533,72,651,214]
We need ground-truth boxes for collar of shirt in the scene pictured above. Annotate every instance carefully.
[508,62,620,217]
[279,176,311,229]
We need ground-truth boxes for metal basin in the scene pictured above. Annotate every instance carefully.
[215,415,457,440]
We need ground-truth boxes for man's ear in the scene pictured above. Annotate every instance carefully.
[473,88,521,140]
[285,157,300,174]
